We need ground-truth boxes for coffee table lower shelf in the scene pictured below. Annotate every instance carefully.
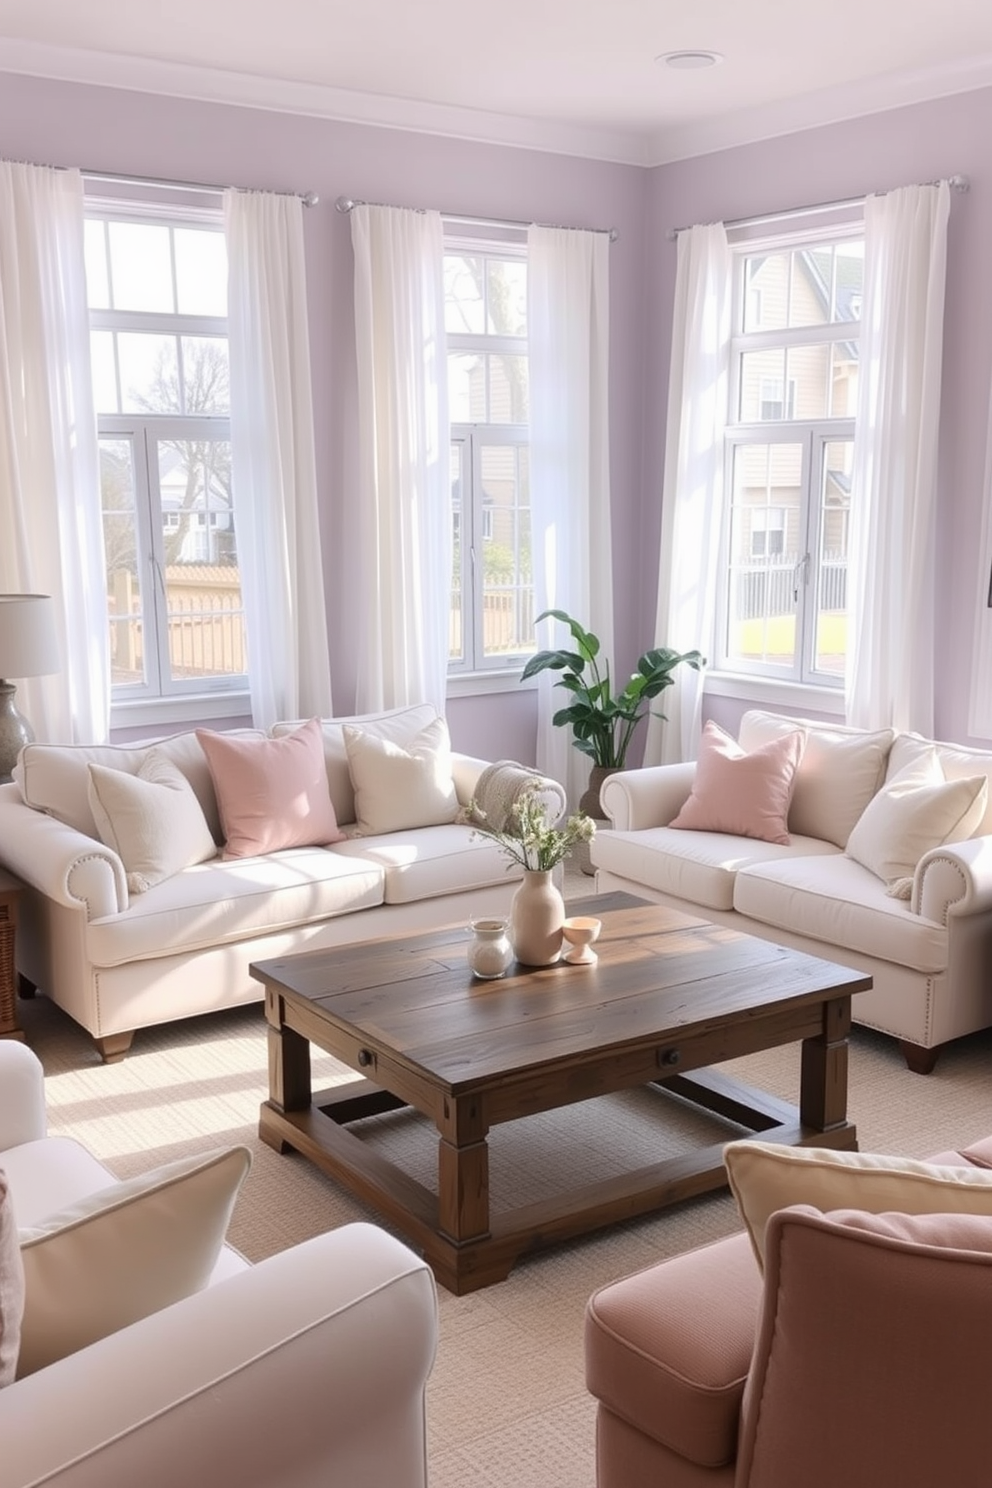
[259,1066,857,1295]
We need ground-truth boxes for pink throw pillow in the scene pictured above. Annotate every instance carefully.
[670,720,805,845]
[197,718,345,859]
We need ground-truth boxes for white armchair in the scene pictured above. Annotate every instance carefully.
[0,1042,439,1488]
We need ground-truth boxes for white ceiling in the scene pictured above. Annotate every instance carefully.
[2,0,992,166]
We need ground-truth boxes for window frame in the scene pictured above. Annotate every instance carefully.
[444,230,533,683]
[85,199,249,729]
[716,224,862,693]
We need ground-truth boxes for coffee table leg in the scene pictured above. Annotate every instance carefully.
[799,995,851,1132]
[437,1096,491,1246]
[261,992,311,1153]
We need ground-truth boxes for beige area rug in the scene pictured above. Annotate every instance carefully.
[15,895,992,1488]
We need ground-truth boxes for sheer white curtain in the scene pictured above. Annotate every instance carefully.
[225,189,332,729]
[845,182,950,735]
[0,161,108,744]
[350,204,450,715]
[644,223,731,766]
[528,225,612,807]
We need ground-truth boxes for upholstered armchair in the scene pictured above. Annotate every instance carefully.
[585,1138,992,1488]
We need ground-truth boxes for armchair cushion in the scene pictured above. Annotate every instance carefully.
[17,1145,251,1378]
[0,1172,24,1387]
[739,1205,992,1488]
[725,1138,992,1269]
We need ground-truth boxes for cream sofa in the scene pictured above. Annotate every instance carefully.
[0,703,564,1061]
[0,1041,438,1488]
[592,710,992,1072]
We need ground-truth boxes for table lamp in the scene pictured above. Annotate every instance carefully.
[0,594,60,782]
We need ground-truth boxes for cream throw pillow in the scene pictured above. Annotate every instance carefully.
[724,1138,992,1271]
[343,716,459,835]
[16,1145,251,1378]
[88,750,218,893]
[844,750,988,899]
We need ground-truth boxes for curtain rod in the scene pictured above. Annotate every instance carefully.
[666,173,969,241]
[334,195,619,242]
[81,169,319,206]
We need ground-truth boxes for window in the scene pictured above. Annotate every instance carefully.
[444,238,533,675]
[84,206,246,720]
[718,233,863,687]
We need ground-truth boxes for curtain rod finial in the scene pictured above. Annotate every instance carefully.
[303,191,319,208]
[335,195,356,213]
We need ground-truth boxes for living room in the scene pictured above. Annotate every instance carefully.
[3,6,992,1486]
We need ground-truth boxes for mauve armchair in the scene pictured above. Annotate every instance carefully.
[586,1145,992,1488]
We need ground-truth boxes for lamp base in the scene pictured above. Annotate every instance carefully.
[0,681,34,783]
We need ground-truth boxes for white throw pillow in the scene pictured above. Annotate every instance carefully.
[844,750,988,899]
[88,749,218,893]
[724,1139,992,1271]
[16,1145,251,1378]
[737,711,895,847]
[343,716,459,835]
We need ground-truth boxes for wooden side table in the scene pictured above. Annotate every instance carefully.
[0,870,23,1041]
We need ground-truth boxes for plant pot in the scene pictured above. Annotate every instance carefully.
[510,870,565,966]
[573,765,618,877]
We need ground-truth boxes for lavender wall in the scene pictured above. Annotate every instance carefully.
[3,72,992,760]
[0,72,645,762]
[644,88,992,747]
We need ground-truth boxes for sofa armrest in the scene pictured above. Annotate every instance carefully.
[0,1042,47,1148]
[0,783,126,918]
[600,763,696,832]
[2,1222,438,1488]
[452,752,490,805]
[914,835,992,922]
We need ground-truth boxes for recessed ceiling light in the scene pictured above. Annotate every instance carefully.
[657,50,724,69]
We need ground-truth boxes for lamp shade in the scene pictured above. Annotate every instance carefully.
[0,594,60,679]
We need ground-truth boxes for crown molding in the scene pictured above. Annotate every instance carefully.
[2,36,992,173]
[644,51,992,166]
[0,38,652,167]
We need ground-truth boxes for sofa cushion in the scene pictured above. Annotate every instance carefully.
[732,852,948,972]
[585,1231,759,1468]
[85,848,385,968]
[271,704,439,827]
[198,719,346,859]
[17,1145,251,1378]
[670,721,804,845]
[593,825,839,913]
[0,1171,24,1388]
[331,824,524,905]
[724,1138,992,1270]
[885,731,992,838]
[845,750,987,898]
[87,751,218,893]
[343,716,459,835]
[738,710,895,848]
[14,730,266,844]
[738,1205,992,1488]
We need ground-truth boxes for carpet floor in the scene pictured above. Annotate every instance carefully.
[15,889,992,1487]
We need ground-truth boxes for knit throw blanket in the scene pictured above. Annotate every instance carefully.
[458,760,556,835]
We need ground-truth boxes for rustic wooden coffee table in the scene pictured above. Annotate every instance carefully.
[254,892,868,1293]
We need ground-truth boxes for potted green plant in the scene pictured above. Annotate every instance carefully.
[520,609,704,850]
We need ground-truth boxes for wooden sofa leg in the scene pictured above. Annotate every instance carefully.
[94,1031,135,1063]
[899,1040,940,1075]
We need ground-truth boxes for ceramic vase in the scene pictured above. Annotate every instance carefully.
[510,869,565,966]
[467,917,513,980]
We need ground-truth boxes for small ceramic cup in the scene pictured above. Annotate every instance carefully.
[561,916,602,965]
